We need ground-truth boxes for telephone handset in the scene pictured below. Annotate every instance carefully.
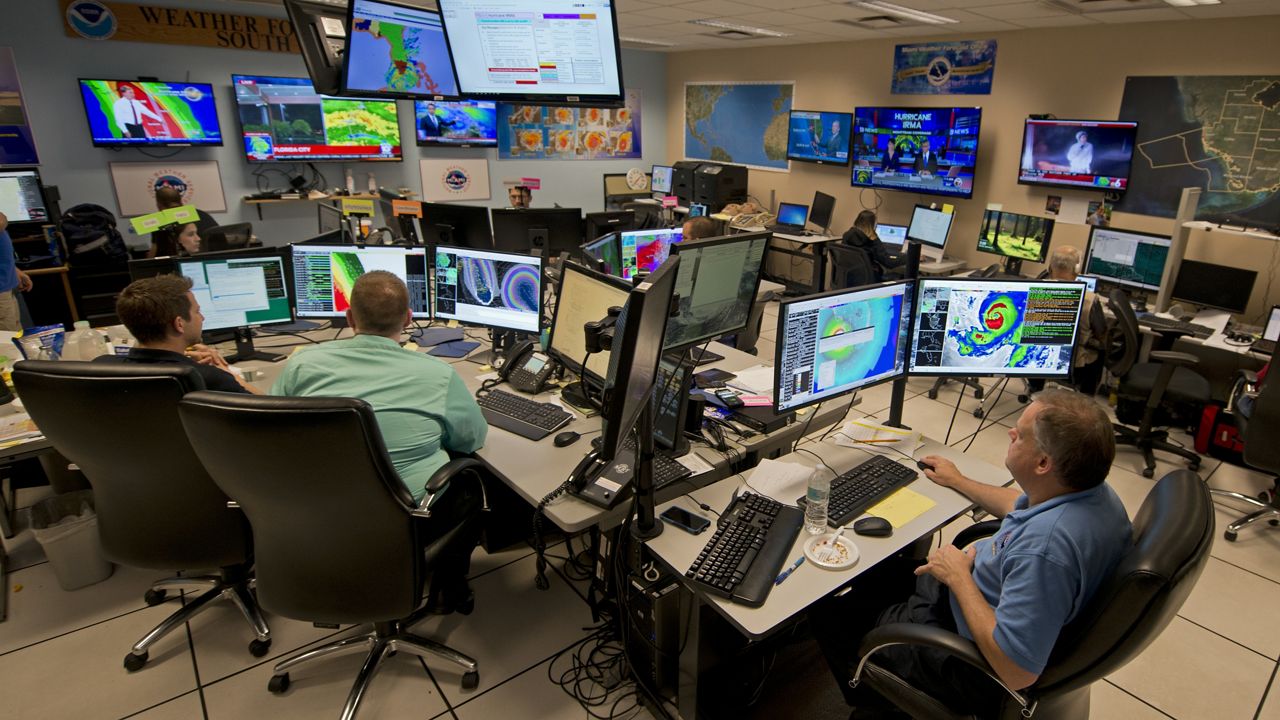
[496,338,558,394]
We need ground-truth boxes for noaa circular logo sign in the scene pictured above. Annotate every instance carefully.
[926,56,953,87]
[442,167,471,194]
[152,173,192,202]
[67,1,118,40]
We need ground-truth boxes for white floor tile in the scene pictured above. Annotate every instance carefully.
[1108,616,1272,720]
[866,394,997,446]
[188,602,347,687]
[201,630,449,720]
[1257,678,1280,720]
[1179,557,1280,659]
[0,604,198,718]
[1089,681,1170,719]
[468,540,536,580]
[128,690,204,719]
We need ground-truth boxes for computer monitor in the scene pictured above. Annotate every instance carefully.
[491,208,583,257]
[652,355,694,454]
[318,202,344,235]
[619,227,683,281]
[809,191,836,233]
[175,247,295,362]
[77,79,223,148]
[1018,119,1138,193]
[775,202,809,229]
[1262,306,1280,344]
[773,280,914,414]
[908,277,1087,378]
[421,201,492,249]
[1084,226,1171,292]
[975,209,1055,273]
[687,203,708,218]
[906,205,954,261]
[0,170,49,226]
[342,0,460,99]
[548,260,631,388]
[665,231,769,350]
[231,74,402,162]
[786,110,852,166]
[581,232,622,276]
[1171,259,1257,315]
[584,210,635,241]
[414,99,497,146]
[1076,275,1098,293]
[851,106,983,199]
[290,243,430,319]
[876,223,908,247]
[432,245,542,333]
[651,165,673,194]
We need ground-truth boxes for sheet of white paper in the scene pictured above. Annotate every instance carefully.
[729,365,775,395]
[832,418,924,454]
[744,458,814,502]
[677,451,716,475]
[1194,309,1231,334]
[1057,196,1091,225]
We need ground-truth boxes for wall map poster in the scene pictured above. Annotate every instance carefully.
[684,82,792,172]
[1116,76,1280,224]
[497,90,641,160]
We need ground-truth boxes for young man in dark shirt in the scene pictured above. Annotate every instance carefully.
[96,275,258,394]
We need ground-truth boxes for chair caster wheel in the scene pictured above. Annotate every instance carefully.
[249,639,271,657]
[124,651,148,672]
[1189,463,1200,471]
[462,671,479,690]
[535,573,550,591]
[1225,530,1238,542]
[1018,395,1030,404]
[144,589,167,606]
[927,390,938,400]
[1269,519,1279,527]
[1142,467,1154,478]
[268,673,290,694]
[974,389,984,400]
[973,409,984,419]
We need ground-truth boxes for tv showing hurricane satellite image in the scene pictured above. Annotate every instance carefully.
[1116,76,1280,225]
[909,278,1085,378]
[344,0,459,98]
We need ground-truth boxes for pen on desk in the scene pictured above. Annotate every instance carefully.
[856,438,903,445]
[775,556,805,585]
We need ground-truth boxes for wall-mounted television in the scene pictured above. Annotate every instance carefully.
[787,110,852,165]
[436,0,625,107]
[78,79,223,147]
[342,0,461,99]
[231,74,402,162]
[1018,119,1138,192]
[850,106,982,199]
[414,100,497,146]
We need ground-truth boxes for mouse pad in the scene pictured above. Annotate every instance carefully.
[412,327,464,346]
[428,340,480,358]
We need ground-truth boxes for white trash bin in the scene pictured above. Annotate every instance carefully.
[29,490,114,590]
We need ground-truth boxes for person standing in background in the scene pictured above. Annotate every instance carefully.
[0,212,34,331]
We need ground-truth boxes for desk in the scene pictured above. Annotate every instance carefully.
[758,231,837,295]
[646,435,1007,717]
[919,257,968,275]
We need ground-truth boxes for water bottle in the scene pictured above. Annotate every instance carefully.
[804,464,832,535]
[64,321,109,361]
[83,325,111,360]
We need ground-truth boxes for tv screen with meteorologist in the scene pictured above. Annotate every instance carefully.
[78,79,223,147]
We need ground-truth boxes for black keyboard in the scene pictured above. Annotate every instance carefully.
[799,455,918,529]
[1136,314,1214,340]
[620,436,693,489]
[477,389,572,441]
[685,492,803,607]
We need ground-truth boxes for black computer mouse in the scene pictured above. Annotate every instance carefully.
[916,459,936,472]
[854,516,894,538]
[553,431,581,448]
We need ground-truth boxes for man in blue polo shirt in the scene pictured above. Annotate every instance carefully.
[0,211,34,331]
[814,390,1131,715]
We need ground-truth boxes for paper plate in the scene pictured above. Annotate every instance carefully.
[804,534,859,570]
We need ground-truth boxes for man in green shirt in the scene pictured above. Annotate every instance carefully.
[273,270,488,613]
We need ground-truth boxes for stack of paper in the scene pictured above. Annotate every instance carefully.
[832,418,923,454]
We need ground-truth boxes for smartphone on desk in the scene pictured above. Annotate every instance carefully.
[660,506,711,535]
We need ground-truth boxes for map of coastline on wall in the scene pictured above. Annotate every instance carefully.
[685,82,793,172]
[496,90,641,160]
[1115,76,1280,224]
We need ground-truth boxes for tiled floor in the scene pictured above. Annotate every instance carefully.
[4,300,1279,719]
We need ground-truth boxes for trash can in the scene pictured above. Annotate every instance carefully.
[29,490,113,590]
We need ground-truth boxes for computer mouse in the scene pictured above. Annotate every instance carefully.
[854,516,894,538]
[553,431,581,448]
[916,459,935,472]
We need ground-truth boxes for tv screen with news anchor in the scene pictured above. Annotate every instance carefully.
[231,74,402,162]
[1018,119,1138,192]
[850,106,982,199]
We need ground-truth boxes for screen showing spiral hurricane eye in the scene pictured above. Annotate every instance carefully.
[290,244,430,319]
[432,245,542,332]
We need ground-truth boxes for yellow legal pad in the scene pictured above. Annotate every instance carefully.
[865,487,936,528]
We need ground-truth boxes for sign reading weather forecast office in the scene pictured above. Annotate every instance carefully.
[61,0,299,54]
[892,39,997,95]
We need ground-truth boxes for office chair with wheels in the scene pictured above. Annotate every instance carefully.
[824,243,877,291]
[852,469,1213,720]
[10,361,270,671]
[1212,351,1280,541]
[1105,289,1208,478]
[177,392,484,720]
[620,201,662,230]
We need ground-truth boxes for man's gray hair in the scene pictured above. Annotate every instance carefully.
[1031,389,1115,491]
[1048,246,1081,276]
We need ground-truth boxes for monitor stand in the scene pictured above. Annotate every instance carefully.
[225,327,285,364]
[687,346,725,366]
[473,329,518,367]
[1002,257,1025,278]
[560,378,601,413]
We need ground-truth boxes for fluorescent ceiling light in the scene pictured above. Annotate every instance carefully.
[852,1,959,24]
[1163,0,1221,5]
[688,19,791,37]
[620,36,677,47]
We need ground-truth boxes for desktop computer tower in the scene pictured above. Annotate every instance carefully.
[693,164,749,211]
[671,161,703,205]
[626,574,683,697]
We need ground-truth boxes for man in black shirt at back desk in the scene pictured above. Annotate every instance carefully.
[95,275,259,394]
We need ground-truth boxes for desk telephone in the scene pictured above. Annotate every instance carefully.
[496,339,558,394]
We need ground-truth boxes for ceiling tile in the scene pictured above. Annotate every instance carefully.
[1091,8,1189,23]
[668,0,749,17]
[732,0,832,10]
[787,20,887,38]
[1006,13,1100,27]
[628,5,712,22]
[969,3,1069,20]
[1180,0,1280,19]
[617,12,678,28]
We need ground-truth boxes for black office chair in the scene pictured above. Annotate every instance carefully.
[177,392,482,719]
[10,361,270,670]
[202,222,254,252]
[852,469,1213,720]
[620,201,662,230]
[824,243,877,291]
[1212,348,1280,541]
[1105,289,1208,477]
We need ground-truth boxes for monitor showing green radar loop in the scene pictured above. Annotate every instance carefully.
[909,278,1087,378]
[774,280,914,414]
[1084,226,1171,292]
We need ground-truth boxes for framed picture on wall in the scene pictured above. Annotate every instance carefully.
[109,160,228,217]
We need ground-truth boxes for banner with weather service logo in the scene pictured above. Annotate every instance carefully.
[420,158,490,203]
[892,40,996,95]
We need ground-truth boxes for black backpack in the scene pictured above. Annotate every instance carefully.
[60,203,129,266]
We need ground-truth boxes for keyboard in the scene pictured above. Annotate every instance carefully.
[798,455,918,529]
[477,389,573,441]
[684,492,803,607]
[1136,314,1214,340]
[620,436,693,490]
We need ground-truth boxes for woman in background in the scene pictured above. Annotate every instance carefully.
[841,210,904,282]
